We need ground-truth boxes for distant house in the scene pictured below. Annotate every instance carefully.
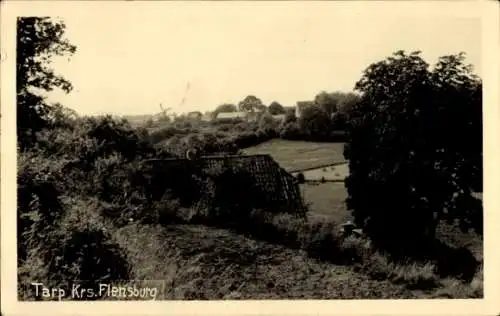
[272,114,286,122]
[187,111,202,120]
[214,108,269,122]
[215,111,248,121]
[153,112,175,122]
[201,113,212,121]
[246,109,264,122]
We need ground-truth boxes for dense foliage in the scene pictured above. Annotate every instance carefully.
[344,51,482,254]
[212,103,237,118]
[238,95,266,112]
[17,17,77,150]
[268,101,286,115]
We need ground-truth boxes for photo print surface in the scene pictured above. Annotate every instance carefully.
[2,2,498,314]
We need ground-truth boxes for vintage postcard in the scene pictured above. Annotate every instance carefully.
[1,0,499,315]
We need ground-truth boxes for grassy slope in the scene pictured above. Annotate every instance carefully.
[115,220,482,299]
[111,182,481,300]
[243,139,346,172]
[115,223,420,299]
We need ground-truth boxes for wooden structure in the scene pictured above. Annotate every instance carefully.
[142,154,308,218]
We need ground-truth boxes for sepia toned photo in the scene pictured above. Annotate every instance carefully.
[1,0,499,315]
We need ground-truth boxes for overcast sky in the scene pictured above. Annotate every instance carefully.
[39,2,482,116]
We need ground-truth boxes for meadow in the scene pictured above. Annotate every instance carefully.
[243,139,346,172]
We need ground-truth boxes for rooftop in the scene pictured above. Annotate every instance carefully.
[215,112,247,119]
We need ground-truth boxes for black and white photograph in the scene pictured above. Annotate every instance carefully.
[1,0,499,315]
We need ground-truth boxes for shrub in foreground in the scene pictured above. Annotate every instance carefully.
[17,152,66,262]
[18,194,131,300]
[48,228,130,300]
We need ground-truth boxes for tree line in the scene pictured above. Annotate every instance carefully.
[146,90,360,148]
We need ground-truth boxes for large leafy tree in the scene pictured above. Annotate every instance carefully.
[344,50,482,253]
[314,91,338,117]
[336,92,361,115]
[430,53,483,193]
[314,91,362,117]
[17,17,76,150]
[212,103,237,118]
[298,104,330,139]
[268,101,285,115]
[238,95,266,112]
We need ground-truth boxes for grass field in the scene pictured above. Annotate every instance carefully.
[243,139,346,172]
[245,139,350,221]
[293,163,349,182]
[301,182,351,223]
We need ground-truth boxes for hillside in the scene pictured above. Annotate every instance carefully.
[114,223,477,299]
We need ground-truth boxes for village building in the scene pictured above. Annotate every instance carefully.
[215,111,248,121]
[187,111,203,120]
[215,108,265,122]
[246,108,265,122]
[272,114,286,122]
[211,106,294,123]
[201,112,212,121]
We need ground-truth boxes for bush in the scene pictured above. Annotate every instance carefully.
[149,126,195,144]
[18,186,131,300]
[17,153,66,262]
[279,122,302,140]
[47,227,130,300]
[204,164,270,222]
[344,50,482,254]
[331,112,348,131]
[298,105,331,139]
[83,116,155,161]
